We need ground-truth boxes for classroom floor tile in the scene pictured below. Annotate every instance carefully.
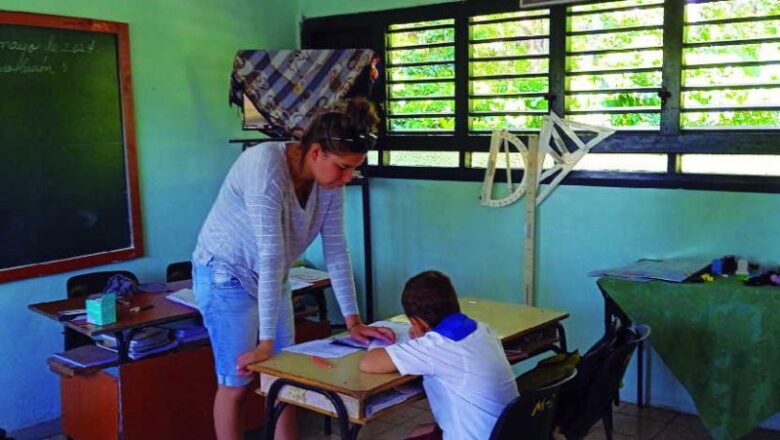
[21,401,780,439]
[289,401,780,440]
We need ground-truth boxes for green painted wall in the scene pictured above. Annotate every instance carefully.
[0,0,299,431]
[300,0,780,429]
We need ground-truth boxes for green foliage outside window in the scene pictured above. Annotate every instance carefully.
[384,0,780,133]
[682,0,780,128]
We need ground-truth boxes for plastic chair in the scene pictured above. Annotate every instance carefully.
[489,368,577,440]
[166,261,193,282]
[65,270,139,350]
[555,324,652,440]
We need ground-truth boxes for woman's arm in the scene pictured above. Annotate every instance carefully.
[322,191,395,344]
[237,340,274,375]
[242,152,288,349]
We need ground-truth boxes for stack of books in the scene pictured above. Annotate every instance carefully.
[96,327,178,360]
[159,317,209,344]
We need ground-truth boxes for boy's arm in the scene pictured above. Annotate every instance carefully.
[359,348,398,374]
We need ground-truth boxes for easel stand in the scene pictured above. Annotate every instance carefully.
[480,113,615,306]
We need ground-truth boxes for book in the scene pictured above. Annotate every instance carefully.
[365,382,424,417]
[51,344,118,368]
[589,257,712,283]
[165,288,199,310]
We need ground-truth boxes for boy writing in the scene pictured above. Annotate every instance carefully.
[360,270,519,440]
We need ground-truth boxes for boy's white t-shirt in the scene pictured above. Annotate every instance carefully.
[385,322,519,440]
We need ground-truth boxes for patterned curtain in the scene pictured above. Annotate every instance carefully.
[230,49,378,138]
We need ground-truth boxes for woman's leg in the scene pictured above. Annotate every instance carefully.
[275,406,298,440]
[272,281,298,439]
[193,263,259,440]
[214,384,249,440]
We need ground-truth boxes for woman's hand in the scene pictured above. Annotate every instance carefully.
[350,323,396,345]
[345,314,396,345]
[237,340,274,376]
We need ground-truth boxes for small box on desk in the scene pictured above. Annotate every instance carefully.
[86,293,116,325]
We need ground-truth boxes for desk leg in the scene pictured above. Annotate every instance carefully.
[114,331,129,363]
[637,338,645,408]
[555,322,568,352]
[263,379,362,440]
[598,285,646,408]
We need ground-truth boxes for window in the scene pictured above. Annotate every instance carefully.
[469,10,550,132]
[302,0,780,192]
[565,0,664,129]
[681,0,780,129]
[386,19,456,133]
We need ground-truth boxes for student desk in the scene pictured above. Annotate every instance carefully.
[598,277,780,440]
[251,297,569,440]
[28,276,332,440]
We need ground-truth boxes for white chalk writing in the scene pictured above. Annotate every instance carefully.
[0,53,54,74]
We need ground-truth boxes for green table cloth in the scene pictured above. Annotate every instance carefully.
[598,277,780,440]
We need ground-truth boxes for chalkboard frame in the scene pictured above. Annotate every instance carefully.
[0,11,143,283]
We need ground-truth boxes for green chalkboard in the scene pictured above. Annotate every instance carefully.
[0,12,142,283]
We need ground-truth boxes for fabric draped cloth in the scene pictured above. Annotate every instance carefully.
[229,49,378,138]
[598,277,780,440]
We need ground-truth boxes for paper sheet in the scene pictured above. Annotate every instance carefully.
[283,339,361,358]
[290,278,312,291]
[289,267,329,282]
[166,288,199,310]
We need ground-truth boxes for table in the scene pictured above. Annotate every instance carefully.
[251,297,569,440]
[30,280,199,362]
[28,276,333,440]
[598,277,780,440]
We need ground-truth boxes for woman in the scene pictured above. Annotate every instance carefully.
[192,98,394,440]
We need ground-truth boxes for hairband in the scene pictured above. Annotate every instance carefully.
[327,133,378,150]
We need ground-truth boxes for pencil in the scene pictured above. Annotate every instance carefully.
[310,355,333,369]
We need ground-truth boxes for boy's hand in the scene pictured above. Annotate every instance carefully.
[237,340,274,376]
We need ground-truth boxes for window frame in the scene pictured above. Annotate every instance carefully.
[301,0,780,193]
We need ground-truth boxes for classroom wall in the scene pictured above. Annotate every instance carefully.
[301,0,780,428]
[0,0,299,431]
[2,0,778,432]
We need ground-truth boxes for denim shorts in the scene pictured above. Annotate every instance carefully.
[192,262,295,387]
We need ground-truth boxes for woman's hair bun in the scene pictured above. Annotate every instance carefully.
[340,97,380,135]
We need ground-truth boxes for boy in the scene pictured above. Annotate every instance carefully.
[360,271,519,440]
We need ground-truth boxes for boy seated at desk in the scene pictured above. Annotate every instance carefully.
[360,270,519,440]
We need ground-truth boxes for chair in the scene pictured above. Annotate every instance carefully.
[555,324,652,440]
[489,368,577,440]
[65,270,139,350]
[166,261,193,282]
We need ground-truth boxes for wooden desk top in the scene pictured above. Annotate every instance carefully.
[250,297,568,400]
[28,274,333,338]
[28,280,199,337]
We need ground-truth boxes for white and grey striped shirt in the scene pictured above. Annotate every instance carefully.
[193,142,358,339]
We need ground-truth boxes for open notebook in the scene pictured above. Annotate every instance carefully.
[282,320,412,358]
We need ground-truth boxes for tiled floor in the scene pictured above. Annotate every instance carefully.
[30,400,780,439]
[287,400,780,440]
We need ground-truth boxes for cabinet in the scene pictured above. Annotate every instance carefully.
[59,345,263,440]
